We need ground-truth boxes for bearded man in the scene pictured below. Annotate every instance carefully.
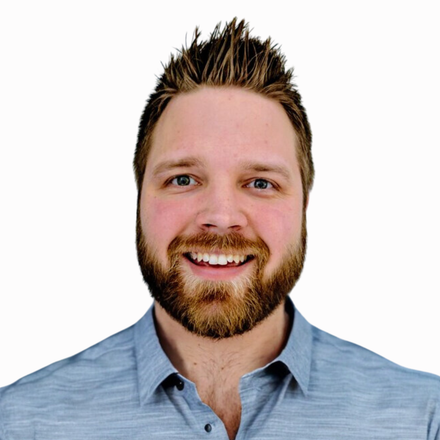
[0,19,439,440]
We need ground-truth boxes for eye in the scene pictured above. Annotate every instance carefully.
[170,175,197,186]
[247,179,273,190]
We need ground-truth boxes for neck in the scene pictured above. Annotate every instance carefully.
[154,301,291,385]
[154,301,290,440]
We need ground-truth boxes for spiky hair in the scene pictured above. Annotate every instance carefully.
[134,18,314,203]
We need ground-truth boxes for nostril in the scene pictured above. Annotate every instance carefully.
[196,206,248,232]
[201,223,243,232]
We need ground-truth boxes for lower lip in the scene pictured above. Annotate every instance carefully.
[183,256,253,281]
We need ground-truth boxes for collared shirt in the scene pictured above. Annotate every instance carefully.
[1,299,439,439]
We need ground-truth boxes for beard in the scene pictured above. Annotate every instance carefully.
[136,214,307,339]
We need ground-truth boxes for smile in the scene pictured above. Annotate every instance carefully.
[185,252,253,267]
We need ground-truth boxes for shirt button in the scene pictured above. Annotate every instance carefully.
[176,379,184,391]
[204,424,212,433]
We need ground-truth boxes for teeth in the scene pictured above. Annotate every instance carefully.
[208,255,218,264]
[189,252,248,266]
[218,255,228,265]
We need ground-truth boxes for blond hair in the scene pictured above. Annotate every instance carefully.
[134,19,314,204]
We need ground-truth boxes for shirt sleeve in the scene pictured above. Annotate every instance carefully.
[0,390,4,440]
[0,388,10,440]
[428,381,440,440]
[0,412,6,440]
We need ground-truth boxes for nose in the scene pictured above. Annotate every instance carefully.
[196,183,248,233]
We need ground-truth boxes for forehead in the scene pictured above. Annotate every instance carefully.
[146,87,299,173]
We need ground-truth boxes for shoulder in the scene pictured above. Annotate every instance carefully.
[0,323,137,425]
[311,324,440,389]
[308,324,440,435]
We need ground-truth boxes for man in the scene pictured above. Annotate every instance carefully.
[0,19,439,440]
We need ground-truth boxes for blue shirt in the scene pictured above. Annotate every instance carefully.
[1,300,439,439]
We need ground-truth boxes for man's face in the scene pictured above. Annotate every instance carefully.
[137,87,306,338]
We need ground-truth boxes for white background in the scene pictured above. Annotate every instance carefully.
[1,1,439,387]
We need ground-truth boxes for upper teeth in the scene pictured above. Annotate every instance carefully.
[189,252,246,265]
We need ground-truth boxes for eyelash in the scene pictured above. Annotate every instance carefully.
[166,175,277,191]
[168,175,199,187]
[245,179,274,190]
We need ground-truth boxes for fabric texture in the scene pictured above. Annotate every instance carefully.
[1,299,439,439]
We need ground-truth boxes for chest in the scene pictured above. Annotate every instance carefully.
[199,385,242,440]
[7,375,432,440]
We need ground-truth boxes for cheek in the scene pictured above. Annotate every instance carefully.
[140,195,194,254]
[253,203,303,265]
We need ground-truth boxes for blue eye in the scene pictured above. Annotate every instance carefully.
[170,175,197,186]
[248,179,273,190]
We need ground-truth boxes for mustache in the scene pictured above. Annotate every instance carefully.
[168,232,270,260]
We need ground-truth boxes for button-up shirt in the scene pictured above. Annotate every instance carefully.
[1,299,439,439]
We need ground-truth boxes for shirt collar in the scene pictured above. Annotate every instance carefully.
[134,305,177,405]
[275,297,313,396]
[134,297,313,404]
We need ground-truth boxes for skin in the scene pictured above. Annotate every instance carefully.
[139,86,305,439]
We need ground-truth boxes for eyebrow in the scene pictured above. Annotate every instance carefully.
[241,161,293,181]
[152,157,205,176]
[151,157,293,181]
